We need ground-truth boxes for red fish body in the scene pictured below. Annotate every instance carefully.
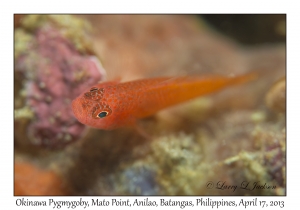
[72,74,255,130]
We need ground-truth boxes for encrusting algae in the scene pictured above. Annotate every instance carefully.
[116,109,285,196]
[14,15,106,147]
[16,15,93,54]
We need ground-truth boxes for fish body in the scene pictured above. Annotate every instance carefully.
[72,74,255,130]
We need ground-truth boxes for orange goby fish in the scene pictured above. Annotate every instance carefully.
[72,74,256,130]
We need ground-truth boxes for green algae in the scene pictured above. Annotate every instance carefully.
[14,29,34,59]
[14,106,34,120]
[17,15,93,54]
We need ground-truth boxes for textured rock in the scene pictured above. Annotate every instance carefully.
[15,25,105,147]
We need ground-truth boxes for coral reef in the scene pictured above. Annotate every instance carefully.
[116,109,285,196]
[14,15,285,195]
[14,15,106,147]
[16,15,93,54]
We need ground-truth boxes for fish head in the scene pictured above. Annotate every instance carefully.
[72,85,122,130]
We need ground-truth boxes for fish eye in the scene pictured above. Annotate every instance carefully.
[92,104,112,119]
[98,111,108,118]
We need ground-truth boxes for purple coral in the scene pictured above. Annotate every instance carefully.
[264,142,285,187]
[123,166,159,195]
[16,27,106,147]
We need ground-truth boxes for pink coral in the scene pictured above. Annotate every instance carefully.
[16,27,105,147]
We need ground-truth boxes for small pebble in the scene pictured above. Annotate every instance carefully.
[265,77,286,113]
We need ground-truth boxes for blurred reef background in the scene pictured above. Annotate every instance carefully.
[14,14,286,195]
